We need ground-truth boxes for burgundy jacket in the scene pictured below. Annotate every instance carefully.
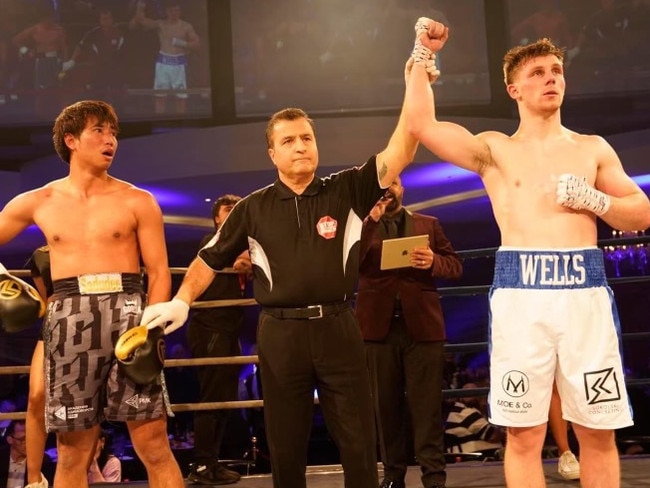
[355,210,462,342]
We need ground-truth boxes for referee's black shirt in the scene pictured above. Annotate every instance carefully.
[198,156,384,307]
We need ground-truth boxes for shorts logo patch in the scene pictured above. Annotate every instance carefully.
[501,370,529,398]
[584,368,621,404]
[316,216,337,240]
[125,394,151,409]
[123,299,139,315]
[54,406,66,421]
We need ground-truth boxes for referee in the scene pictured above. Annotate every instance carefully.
[143,91,422,487]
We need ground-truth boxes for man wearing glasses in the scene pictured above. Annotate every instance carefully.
[0,420,54,488]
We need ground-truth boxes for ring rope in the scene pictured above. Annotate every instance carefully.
[1,239,648,422]
[4,330,649,378]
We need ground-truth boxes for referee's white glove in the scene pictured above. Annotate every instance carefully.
[142,298,189,335]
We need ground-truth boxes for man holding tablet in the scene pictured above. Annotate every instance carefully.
[355,176,463,488]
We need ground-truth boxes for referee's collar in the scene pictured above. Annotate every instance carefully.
[273,176,323,199]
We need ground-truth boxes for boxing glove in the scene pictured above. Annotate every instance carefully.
[0,263,46,333]
[115,325,165,385]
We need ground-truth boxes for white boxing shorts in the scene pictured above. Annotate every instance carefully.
[488,247,633,430]
[154,52,188,98]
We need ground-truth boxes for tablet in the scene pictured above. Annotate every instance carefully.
[380,234,429,270]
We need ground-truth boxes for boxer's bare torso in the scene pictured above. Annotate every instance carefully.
[477,128,602,249]
[30,178,150,279]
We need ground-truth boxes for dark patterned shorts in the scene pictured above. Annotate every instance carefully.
[44,273,168,432]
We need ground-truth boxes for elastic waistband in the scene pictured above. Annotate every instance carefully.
[53,273,143,296]
[262,301,350,320]
[157,52,187,65]
[492,248,607,289]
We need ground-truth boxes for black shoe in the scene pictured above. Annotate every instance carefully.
[379,479,405,488]
[187,462,241,485]
[213,463,242,482]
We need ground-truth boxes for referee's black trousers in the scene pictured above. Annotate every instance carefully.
[257,307,378,488]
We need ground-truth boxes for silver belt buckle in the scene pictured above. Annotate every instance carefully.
[308,305,323,320]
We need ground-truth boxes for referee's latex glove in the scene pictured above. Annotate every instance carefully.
[142,298,189,335]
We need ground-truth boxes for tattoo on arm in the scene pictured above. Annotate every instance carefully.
[378,162,388,181]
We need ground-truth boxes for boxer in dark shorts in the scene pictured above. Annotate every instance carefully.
[44,273,169,432]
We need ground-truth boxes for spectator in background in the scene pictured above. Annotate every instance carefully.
[129,0,200,114]
[548,383,580,480]
[186,194,251,486]
[87,428,121,484]
[0,420,55,488]
[445,383,505,455]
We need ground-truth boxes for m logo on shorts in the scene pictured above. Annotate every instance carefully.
[502,370,529,398]
[584,368,621,405]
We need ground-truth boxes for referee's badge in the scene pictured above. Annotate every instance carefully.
[316,216,337,239]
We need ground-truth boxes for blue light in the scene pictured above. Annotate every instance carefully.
[632,174,650,188]
[401,162,480,188]
[139,185,194,208]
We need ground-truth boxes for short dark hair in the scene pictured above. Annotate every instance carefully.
[211,194,241,223]
[502,38,565,85]
[52,100,119,164]
[265,108,314,149]
[5,420,25,438]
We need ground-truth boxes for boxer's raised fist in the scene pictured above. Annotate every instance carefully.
[414,17,449,53]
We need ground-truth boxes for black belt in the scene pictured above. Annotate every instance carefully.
[263,302,350,320]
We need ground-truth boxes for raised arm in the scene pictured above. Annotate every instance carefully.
[129,1,159,30]
[374,20,444,188]
[404,18,493,175]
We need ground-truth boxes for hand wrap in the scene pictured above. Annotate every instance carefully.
[556,174,611,216]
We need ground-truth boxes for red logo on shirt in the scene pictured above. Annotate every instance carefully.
[316,216,337,239]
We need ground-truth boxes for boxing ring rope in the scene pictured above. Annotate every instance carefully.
[2,235,650,422]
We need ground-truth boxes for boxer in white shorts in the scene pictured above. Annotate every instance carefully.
[489,247,633,430]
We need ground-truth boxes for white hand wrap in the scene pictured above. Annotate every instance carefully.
[414,17,432,37]
[142,298,189,335]
[412,17,433,65]
[556,174,611,216]
[171,37,188,48]
[62,59,75,72]
[24,473,48,488]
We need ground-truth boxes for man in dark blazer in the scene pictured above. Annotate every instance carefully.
[0,420,54,488]
[356,176,462,488]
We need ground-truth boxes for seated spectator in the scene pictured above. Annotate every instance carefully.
[0,420,55,487]
[445,383,505,454]
[88,428,121,483]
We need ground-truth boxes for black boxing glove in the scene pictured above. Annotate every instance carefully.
[115,324,165,385]
[0,263,46,333]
